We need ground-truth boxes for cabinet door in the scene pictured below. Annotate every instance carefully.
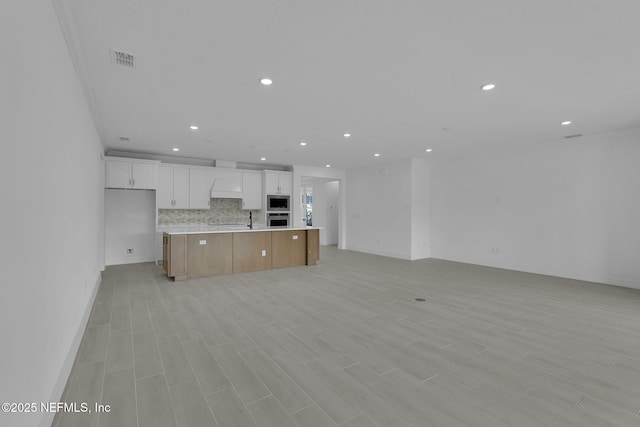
[264,172,279,194]
[131,162,156,190]
[157,166,174,208]
[271,230,307,269]
[172,167,190,209]
[233,232,271,273]
[189,168,212,209]
[168,234,188,280]
[241,172,262,210]
[306,229,319,265]
[187,233,232,278]
[278,173,292,195]
[105,159,132,188]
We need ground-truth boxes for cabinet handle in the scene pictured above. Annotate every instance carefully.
[132,178,135,186]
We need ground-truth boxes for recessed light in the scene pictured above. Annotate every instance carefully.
[425,149,433,152]
[260,78,273,86]
[373,153,381,157]
[481,83,496,91]
[260,157,267,161]
[172,148,180,152]
[189,125,198,130]
[343,133,351,138]
[561,120,572,126]
[325,164,331,168]
[299,141,307,146]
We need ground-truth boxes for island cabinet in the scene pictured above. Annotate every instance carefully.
[163,228,320,281]
[163,233,187,281]
[306,228,319,265]
[187,233,233,278]
[233,232,272,273]
[272,230,307,269]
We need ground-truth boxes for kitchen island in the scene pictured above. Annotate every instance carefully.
[162,226,320,281]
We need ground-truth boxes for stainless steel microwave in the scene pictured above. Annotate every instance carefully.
[267,195,290,211]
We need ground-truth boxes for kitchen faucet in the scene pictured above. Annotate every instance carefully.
[247,211,253,229]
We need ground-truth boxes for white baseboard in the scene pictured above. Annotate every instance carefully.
[105,256,156,266]
[431,253,640,290]
[344,245,412,260]
[40,272,102,427]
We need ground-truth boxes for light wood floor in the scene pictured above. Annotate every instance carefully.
[55,246,640,427]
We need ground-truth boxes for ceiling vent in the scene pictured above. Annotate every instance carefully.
[564,134,583,139]
[111,49,136,68]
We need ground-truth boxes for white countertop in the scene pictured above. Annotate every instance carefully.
[159,225,320,235]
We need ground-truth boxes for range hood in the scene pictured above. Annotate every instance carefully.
[210,169,243,199]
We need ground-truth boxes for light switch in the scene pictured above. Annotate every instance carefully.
[199,240,206,245]
[293,235,298,240]
[261,250,266,256]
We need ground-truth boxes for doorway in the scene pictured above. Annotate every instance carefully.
[299,178,340,246]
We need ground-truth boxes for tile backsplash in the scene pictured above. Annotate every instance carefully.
[158,198,260,226]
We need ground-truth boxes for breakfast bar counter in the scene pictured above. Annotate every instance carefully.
[162,227,320,281]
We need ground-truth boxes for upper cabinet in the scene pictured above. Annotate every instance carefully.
[105,157,158,190]
[241,171,262,210]
[264,171,292,195]
[157,165,189,209]
[109,157,279,211]
[189,168,213,209]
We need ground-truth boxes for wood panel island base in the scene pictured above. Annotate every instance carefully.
[163,228,320,281]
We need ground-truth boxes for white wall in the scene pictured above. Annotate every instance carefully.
[326,181,340,245]
[431,130,640,288]
[309,181,329,244]
[410,158,430,260]
[105,189,156,265]
[346,159,413,259]
[0,1,105,426]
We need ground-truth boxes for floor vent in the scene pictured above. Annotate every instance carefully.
[415,298,427,302]
[111,49,136,68]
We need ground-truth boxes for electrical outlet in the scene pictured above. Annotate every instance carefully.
[199,240,207,245]
[126,248,133,254]
[292,235,298,240]
[261,250,266,257]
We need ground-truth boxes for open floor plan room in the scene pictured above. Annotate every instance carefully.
[5,1,640,427]
[54,247,640,427]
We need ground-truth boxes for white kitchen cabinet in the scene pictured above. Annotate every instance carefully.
[264,171,292,195]
[105,157,158,189]
[241,171,262,210]
[210,168,243,198]
[189,168,213,209]
[157,165,189,209]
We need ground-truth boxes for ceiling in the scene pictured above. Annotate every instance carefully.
[57,0,640,169]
